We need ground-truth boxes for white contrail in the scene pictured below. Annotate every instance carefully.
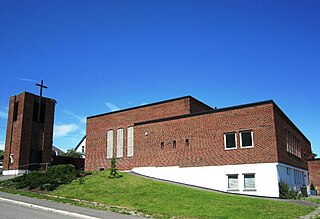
[17,78,37,82]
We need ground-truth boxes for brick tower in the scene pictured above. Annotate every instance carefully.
[3,92,56,175]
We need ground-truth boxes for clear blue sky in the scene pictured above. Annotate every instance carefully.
[0,0,319,154]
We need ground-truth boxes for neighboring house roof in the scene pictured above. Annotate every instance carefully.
[75,135,86,151]
[52,145,64,156]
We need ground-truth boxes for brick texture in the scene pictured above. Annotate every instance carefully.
[3,92,55,171]
[85,96,211,171]
[308,159,320,189]
[85,97,312,172]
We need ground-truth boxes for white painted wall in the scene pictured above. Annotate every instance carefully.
[277,163,309,192]
[75,138,86,158]
[2,169,29,176]
[133,163,281,197]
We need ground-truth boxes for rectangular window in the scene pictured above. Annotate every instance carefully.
[185,139,189,147]
[286,129,300,158]
[224,132,237,149]
[227,174,238,190]
[173,140,176,149]
[13,101,19,121]
[127,127,134,157]
[106,130,113,159]
[116,129,124,158]
[32,102,46,123]
[240,131,254,148]
[244,174,256,190]
[161,142,164,150]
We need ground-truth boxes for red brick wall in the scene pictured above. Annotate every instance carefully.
[274,106,311,170]
[134,103,278,168]
[3,92,55,171]
[86,98,311,172]
[308,159,320,189]
[85,96,204,171]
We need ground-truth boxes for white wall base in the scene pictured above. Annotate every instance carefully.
[132,163,309,198]
[2,169,29,176]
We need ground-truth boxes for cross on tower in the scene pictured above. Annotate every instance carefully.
[35,80,48,122]
[36,80,48,98]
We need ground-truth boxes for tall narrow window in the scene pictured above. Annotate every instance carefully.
[161,142,164,150]
[13,101,19,121]
[224,132,237,150]
[116,129,124,158]
[227,174,238,190]
[107,130,114,159]
[240,131,254,148]
[244,174,256,190]
[185,139,189,147]
[173,140,176,149]
[127,127,134,157]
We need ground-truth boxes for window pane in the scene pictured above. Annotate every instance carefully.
[127,127,134,157]
[241,131,252,147]
[244,174,255,189]
[107,130,113,158]
[225,133,236,149]
[228,175,238,190]
[117,129,124,158]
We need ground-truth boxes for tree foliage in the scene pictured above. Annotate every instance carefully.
[61,149,83,158]
[108,157,122,178]
[0,150,4,160]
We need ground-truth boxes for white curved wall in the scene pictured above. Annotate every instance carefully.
[132,163,308,198]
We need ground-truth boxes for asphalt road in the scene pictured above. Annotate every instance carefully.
[0,191,143,219]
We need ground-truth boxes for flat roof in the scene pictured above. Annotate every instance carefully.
[87,95,212,119]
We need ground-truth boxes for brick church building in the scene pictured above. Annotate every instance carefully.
[2,92,56,175]
[86,96,313,198]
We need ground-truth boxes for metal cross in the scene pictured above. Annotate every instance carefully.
[35,80,48,122]
[36,80,48,98]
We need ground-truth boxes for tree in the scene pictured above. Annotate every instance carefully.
[108,157,121,178]
[61,149,82,158]
[0,150,4,160]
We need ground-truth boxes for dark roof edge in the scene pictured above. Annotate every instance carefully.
[272,102,311,145]
[75,135,86,150]
[189,96,213,110]
[18,91,57,104]
[308,158,320,161]
[87,95,194,119]
[135,100,274,126]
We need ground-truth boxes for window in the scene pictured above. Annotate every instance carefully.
[185,139,189,147]
[240,131,254,148]
[127,127,134,157]
[224,132,237,149]
[32,102,46,123]
[173,140,176,149]
[227,174,238,190]
[286,129,301,158]
[244,174,256,190]
[13,101,19,121]
[106,130,113,158]
[116,129,124,158]
[9,154,14,165]
[161,142,164,150]
[81,145,85,153]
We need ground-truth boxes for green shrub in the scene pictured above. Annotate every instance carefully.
[108,157,122,178]
[279,181,300,199]
[1,164,79,191]
[310,183,316,190]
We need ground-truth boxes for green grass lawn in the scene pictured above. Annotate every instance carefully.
[51,171,314,219]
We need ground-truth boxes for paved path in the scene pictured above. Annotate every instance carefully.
[0,191,143,219]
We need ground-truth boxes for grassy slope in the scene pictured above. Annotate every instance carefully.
[52,171,314,219]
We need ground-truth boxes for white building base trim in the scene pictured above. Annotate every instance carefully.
[132,163,309,198]
[2,169,29,176]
